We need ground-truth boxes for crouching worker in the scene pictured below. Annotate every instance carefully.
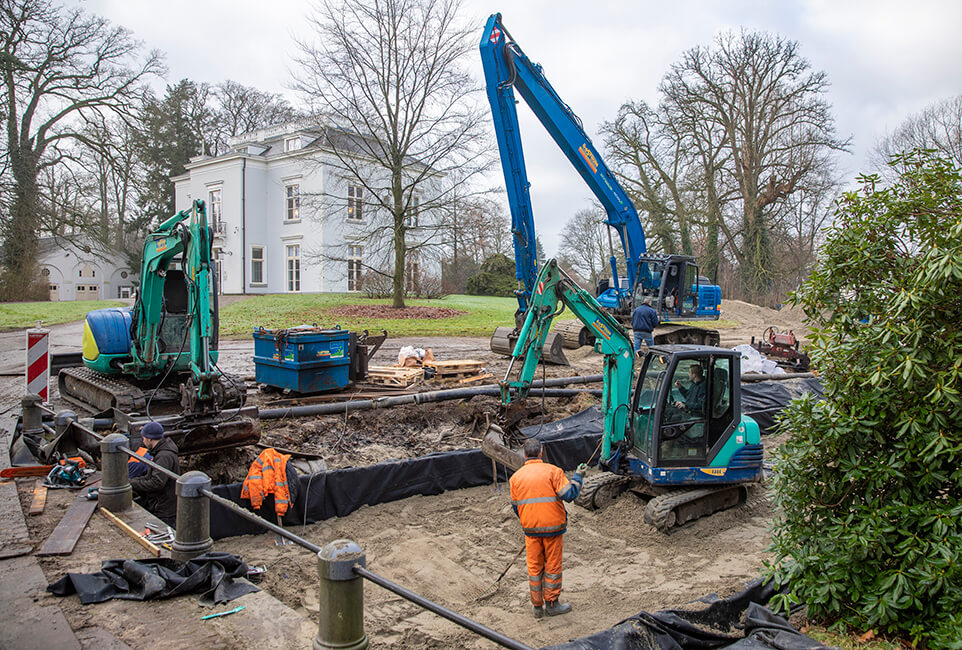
[508,438,587,619]
[130,421,179,526]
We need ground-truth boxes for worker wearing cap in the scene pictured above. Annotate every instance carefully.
[509,438,586,619]
[130,422,179,525]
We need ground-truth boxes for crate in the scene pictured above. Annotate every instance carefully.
[367,366,423,387]
[423,360,485,378]
[253,326,351,393]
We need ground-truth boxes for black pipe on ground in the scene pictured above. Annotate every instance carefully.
[259,387,601,420]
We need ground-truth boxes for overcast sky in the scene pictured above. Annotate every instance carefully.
[74,0,962,256]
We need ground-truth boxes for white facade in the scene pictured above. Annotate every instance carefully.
[37,237,137,301]
[173,121,438,295]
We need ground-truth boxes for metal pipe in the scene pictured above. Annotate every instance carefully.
[353,565,533,650]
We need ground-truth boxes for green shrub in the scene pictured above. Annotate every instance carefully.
[465,253,516,297]
[768,151,962,647]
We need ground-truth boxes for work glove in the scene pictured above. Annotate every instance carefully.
[576,463,589,474]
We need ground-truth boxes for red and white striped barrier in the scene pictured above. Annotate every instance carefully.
[26,323,49,401]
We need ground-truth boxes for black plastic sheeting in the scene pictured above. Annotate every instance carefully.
[47,552,258,606]
[544,580,824,650]
[208,378,822,540]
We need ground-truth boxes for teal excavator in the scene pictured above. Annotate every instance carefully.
[484,259,764,532]
[58,200,260,454]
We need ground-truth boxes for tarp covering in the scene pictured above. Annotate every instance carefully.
[47,552,258,606]
[208,378,822,540]
[544,580,824,650]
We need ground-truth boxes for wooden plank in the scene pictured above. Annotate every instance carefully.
[367,366,423,387]
[100,507,161,557]
[425,360,485,375]
[37,494,98,556]
[457,373,494,385]
[28,480,47,516]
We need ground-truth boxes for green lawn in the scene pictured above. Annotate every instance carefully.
[0,300,125,331]
[219,294,519,338]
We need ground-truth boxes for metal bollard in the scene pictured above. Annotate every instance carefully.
[314,539,367,650]
[99,433,133,512]
[172,471,213,562]
[55,410,77,438]
[21,394,43,436]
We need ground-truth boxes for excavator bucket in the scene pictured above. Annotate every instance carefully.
[119,407,262,456]
[481,423,524,473]
[489,328,568,365]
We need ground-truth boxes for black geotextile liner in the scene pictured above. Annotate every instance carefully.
[741,378,823,437]
[208,379,822,540]
[47,552,258,606]
[544,579,825,650]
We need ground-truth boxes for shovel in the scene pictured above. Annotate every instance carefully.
[473,543,526,602]
[274,513,294,546]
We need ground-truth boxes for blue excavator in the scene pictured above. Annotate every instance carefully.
[483,258,763,532]
[480,13,722,364]
[58,200,260,454]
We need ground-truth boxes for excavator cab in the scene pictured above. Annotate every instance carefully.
[624,346,758,482]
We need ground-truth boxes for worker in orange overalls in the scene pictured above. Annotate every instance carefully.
[509,437,586,619]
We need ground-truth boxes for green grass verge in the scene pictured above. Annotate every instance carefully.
[0,300,125,331]
[219,294,746,339]
[219,294,519,338]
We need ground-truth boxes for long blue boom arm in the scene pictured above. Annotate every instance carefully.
[480,13,648,315]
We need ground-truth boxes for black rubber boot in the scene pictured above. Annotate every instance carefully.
[545,600,571,616]
[532,605,544,619]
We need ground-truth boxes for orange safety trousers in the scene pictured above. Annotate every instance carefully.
[524,534,563,606]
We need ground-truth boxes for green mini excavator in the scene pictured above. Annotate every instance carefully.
[483,259,764,532]
[58,200,259,454]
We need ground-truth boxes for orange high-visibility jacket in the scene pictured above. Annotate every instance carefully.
[241,448,293,517]
[509,459,582,537]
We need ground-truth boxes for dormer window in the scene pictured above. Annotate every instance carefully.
[285,137,302,152]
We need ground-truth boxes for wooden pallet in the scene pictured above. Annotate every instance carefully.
[367,366,423,387]
[424,360,485,377]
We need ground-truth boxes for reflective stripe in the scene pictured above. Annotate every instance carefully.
[247,474,263,480]
[523,524,566,535]
[511,496,561,505]
[529,586,543,593]
[544,572,562,581]
[544,577,562,587]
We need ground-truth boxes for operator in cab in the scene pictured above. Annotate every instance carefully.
[130,421,180,525]
[509,438,586,619]
[674,364,707,415]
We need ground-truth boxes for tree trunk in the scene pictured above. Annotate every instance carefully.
[6,149,42,288]
[739,203,773,304]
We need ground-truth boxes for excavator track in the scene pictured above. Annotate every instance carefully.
[58,366,146,413]
[643,485,747,533]
[574,472,631,510]
[553,320,593,349]
[653,324,720,347]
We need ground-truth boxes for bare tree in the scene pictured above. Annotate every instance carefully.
[0,0,162,291]
[873,96,962,175]
[558,206,608,289]
[213,80,298,154]
[661,30,848,303]
[292,0,492,307]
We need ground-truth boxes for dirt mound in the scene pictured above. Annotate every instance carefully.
[329,304,467,319]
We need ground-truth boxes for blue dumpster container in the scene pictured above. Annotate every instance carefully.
[253,326,351,393]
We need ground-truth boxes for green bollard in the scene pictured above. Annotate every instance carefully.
[98,433,132,512]
[172,471,213,562]
[314,539,367,650]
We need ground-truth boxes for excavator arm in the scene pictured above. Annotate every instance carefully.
[480,13,648,315]
[127,200,218,404]
[499,258,634,462]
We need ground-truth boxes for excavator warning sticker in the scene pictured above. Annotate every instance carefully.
[578,143,599,174]
[537,281,544,295]
[592,318,612,340]
[489,26,501,43]
[156,238,167,252]
[700,468,726,477]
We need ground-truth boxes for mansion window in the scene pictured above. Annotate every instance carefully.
[286,184,300,221]
[347,185,363,221]
[347,245,363,292]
